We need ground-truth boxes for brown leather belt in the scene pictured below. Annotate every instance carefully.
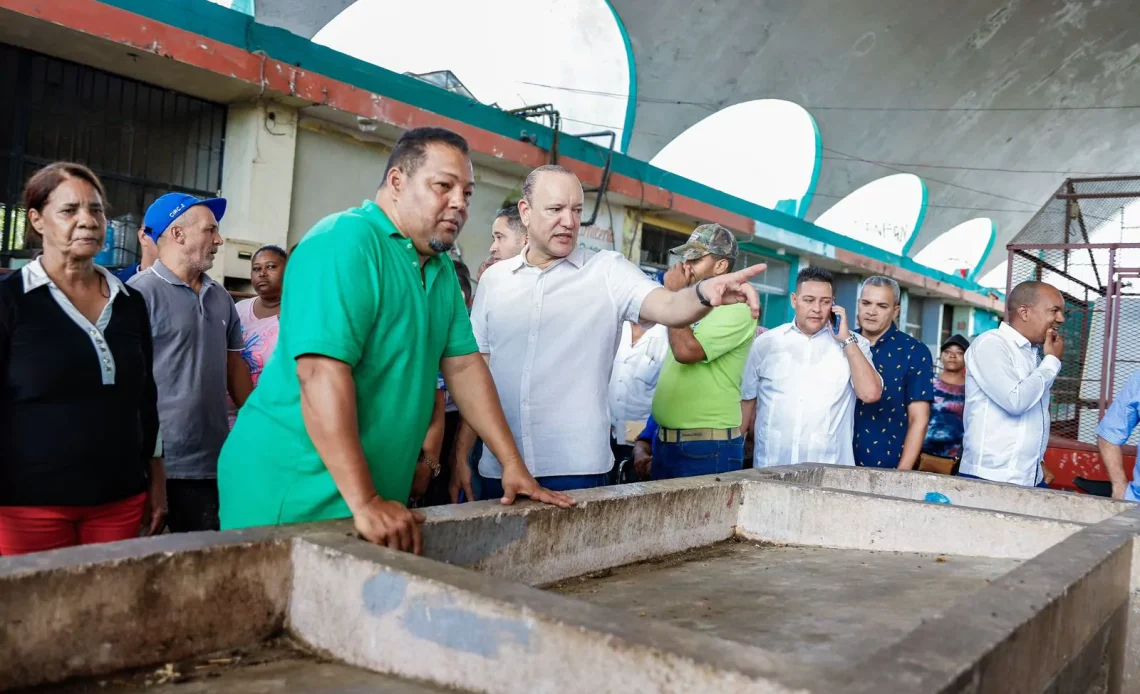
[657,427,742,443]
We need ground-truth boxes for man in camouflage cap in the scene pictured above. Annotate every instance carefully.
[649,223,758,479]
[670,223,740,263]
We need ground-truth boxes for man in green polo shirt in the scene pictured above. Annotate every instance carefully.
[650,224,758,479]
[218,127,572,553]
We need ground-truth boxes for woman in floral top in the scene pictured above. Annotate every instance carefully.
[227,245,286,427]
[922,334,969,459]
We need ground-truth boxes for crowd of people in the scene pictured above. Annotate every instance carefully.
[2,125,1139,558]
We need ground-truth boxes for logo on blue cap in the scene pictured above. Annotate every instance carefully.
[143,193,227,241]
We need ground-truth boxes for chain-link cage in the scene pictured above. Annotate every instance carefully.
[1006,176,1140,446]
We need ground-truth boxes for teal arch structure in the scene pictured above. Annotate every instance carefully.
[796,116,823,218]
[970,221,998,282]
[900,179,929,258]
[604,0,637,153]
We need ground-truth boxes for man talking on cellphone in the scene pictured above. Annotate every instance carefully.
[740,266,882,467]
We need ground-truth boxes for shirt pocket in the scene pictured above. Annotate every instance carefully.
[632,349,664,387]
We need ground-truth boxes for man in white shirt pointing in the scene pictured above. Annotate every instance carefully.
[741,266,882,467]
[959,280,1066,487]
[454,164,767,500]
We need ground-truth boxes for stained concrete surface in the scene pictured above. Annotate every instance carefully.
[550,540,1021,670]
[31,639,459,694]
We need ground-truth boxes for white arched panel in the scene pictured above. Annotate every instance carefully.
[649,100,821,217]
[814,173,927,256]
[913,218,996,281]
[313,0,631,149]
[977,261,1008,290]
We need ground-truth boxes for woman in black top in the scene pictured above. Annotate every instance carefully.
[0,162,164,555]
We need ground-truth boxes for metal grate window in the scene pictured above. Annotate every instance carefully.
[1,43,226,268]
[638,223,684,271]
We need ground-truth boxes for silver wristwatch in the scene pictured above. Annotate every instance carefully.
[840,334,859,348]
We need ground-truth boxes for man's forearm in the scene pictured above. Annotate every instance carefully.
[452,417,478,471]
[668,326,706,364]
[898,405,930,471]
[741,399,756,437]
[297,356,376,511]
[1098,437,1129,486]
[846,345,882,403]
[442,353,525,471]
[423,390,446,462]
[640,286,712,328]
[228,353,254,407]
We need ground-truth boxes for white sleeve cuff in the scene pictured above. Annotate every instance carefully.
[1039,354,1062,377]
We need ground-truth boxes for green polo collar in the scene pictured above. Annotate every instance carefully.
[360,200,447,291]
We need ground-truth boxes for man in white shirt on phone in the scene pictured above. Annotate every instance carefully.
[741,266,882,467]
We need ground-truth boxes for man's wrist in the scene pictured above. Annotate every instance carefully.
[693,279,713,307]
[498,455,528,474]
[347,491,381,514]
[418,451,441,478]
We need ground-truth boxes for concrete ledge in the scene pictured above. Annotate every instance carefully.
[418,478,740,585]
[823,465,1126,524]
[288,533,814,694]
[741,465,1129,524]
[0,530,293,690]
[839,509,1140,693]
[737,480,1084,559]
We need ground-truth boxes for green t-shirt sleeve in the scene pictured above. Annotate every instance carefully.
[442,266,478,358]
[280,219,380,366]
[694,304,757,363]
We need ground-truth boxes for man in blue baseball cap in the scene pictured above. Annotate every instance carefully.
[128,192,252,533]
[110,228,158,284]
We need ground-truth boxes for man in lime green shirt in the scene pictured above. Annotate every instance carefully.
[218,128,572,553]
[651,224,758,479]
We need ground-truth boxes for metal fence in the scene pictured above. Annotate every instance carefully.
[0,42,226,268]
[1006,176,1140,446]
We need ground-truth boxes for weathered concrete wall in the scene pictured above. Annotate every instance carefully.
[737,478,1084,559]
[216,100,298,283]
[287,121,391,250]
[0,530,292,690]
[754,464,1130,524]
[420,478,739,585]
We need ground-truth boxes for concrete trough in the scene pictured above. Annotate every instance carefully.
[4,467,1140,694]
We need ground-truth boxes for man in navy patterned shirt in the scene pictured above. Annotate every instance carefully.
[853,277,934,469]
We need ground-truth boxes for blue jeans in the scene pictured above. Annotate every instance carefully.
[653,437,745,480]
[478,472,609,501]
[958,472,1050,489]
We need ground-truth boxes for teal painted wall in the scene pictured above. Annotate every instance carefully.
[973,308,1000,336]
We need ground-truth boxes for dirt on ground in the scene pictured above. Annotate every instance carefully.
[24,636,321,692]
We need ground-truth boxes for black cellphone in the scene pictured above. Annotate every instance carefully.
[830,309,841,334]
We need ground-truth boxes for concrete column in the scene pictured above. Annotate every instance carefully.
[921,299,942,349]
[213,100,298,283]
[834,274,860,314]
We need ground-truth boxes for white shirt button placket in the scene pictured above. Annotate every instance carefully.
[519,271,545,467]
